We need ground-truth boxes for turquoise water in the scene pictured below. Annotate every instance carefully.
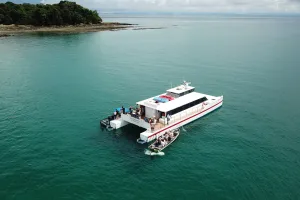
[1,17,300,199]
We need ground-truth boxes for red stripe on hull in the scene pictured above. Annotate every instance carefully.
[148,100,223,138]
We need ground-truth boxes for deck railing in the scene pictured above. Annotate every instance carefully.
[152,102,211,132]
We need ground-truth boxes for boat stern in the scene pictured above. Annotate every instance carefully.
[110,119,129,129]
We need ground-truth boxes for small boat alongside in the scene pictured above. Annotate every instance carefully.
[148,128,180,152]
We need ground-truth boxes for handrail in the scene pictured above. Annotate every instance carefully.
[167,104,205,126]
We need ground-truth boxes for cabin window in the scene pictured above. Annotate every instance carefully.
[192,100,198,106]
[167,96,208,115]
[199,97,208,103]
[183,89,192,96]
[167,92,180,98]
[184,103,189,110]
[185,90,191,94]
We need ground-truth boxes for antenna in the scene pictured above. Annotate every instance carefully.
[168,82,172,90]
[183,79,191,89]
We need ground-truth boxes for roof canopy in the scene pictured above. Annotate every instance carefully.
[156,92,205,112]
[166,84,195,94]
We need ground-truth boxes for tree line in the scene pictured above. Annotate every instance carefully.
[0,1,102,26]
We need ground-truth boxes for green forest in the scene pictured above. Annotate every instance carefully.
[0,1,102,26]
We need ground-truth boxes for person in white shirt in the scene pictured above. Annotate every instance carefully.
[169,131,174,138]
[161,140,165,147]
[153,118,157,124]
[167,114,171,124]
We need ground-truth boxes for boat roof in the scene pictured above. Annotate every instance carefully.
[137,92,207,113]
[166,84,195,94]
[156,92,205,112]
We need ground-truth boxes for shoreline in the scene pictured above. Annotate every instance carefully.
[0,22,137,37]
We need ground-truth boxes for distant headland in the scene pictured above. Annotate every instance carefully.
[0,1,136,36]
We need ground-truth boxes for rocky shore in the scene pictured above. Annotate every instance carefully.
[0,22,136,37]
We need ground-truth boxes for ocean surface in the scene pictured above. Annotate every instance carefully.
[1,16,300,200]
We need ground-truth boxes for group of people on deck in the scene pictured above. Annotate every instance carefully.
[129,106,142,119]
[113,106,126,120]
[148,117,157,130]
[113,106,143,120]
[155,130,175,147]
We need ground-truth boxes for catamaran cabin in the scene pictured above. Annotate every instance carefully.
[136,86,209,126]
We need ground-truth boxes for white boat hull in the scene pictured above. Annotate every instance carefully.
[110,119,129,129]
[141,97,223,142]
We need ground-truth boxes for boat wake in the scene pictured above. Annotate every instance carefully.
[182,126,187,132]
[144,149,165,156]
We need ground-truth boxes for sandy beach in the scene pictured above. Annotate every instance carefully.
[0,22,136,37]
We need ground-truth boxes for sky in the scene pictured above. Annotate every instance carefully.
[2,0,300,14]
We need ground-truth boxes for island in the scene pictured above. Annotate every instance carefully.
[0,1,135,37]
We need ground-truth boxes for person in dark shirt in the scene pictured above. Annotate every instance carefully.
[116,109,120,118]
[129,106,132,114]
[156,138,161,147]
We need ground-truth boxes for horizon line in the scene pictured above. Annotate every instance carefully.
[97,10,300,17]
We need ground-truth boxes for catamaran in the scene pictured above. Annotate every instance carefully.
[100,81,223,144]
